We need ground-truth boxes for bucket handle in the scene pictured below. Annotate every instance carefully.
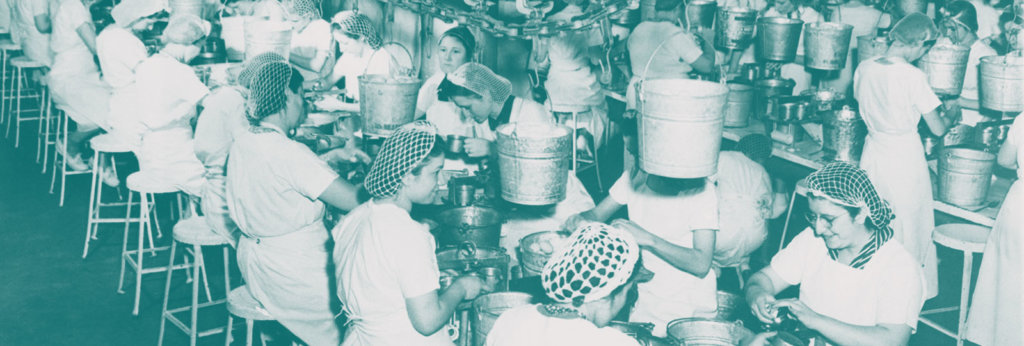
[362,41,418,78]
[636,31,688,114]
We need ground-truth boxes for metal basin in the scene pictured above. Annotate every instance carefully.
[437,206,504,249]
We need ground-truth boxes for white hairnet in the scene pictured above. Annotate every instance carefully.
[446,62,512,104]
[330,10,383,49]
[364,121,439,198]
[162,14,211,45]
[111,0,166,26]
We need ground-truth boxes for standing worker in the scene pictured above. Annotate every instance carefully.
[938,1,999,125]
[285,0,333,80]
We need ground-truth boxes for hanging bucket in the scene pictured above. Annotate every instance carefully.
[169,0,205,17]
[723,82,754,128]
[714,7,758,51]
[938,147,996,208]
[822,106,866,163]
[753,78,795,117]
[756,17,803,63]
[686,0,718,29]
[358,75,421,137]
[856,35,889,65]
[244,19,292,60]
[896,0,928,17]
[918,43,971,96]
[473,292,537,346]
[804,22,853,71]
[638,79,729,178]
[979,55,1024,112]
[496,123,573,205]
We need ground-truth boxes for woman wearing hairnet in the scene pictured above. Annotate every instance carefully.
[323,10,395,106]
[417,25,474,120]
[226,61,369,346]
[854,13,957,299]
[938,1,999,125]
[285,0,332,80]
[744,162,926,346]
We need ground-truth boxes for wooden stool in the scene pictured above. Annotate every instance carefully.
[919,223,991,346]
[158,217,232,346]
[225,286,274,346]
[82,134,133,258]
[49,108,91,207]
[4,56,45,147]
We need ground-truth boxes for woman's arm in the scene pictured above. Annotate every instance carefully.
[317,178,363,211]
[921,107,951,137]
[774,299,913,346]
[744,268,792,323]
[35,14,52,34]
[613,219,716,277]
[562,195,624,231]
[406,276,486,336]
[997,122,1019,170]
[76,23,99,55]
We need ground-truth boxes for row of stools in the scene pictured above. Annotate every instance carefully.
[0,31,274,345]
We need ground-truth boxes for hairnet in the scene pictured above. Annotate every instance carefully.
[364,121,440,198]
[735,134,773,162]
[237,52,287,89]
[246,61,294,124]
[162,14,211,45]
[804,162,895,269]
[287,0,321,19]
[111,0,166,26]
[440,26,476,56]
[445,63,512,105]
[331,11,383,50]
[889,12,939,45]
[542,223,641,304]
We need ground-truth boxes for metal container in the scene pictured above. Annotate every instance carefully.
[685,0,718,29]
[975,121,1013,148]
[517,231,571,277]
[359,75,421,137]
[437,243,510,293]
[169,0,205,17]
[918,43,971,96]
[447,134,466,155]
[857,35,889,65]
[938,147,996,208]
[756,17,803,63]
[979,55,1024,112]
[666,318,754,345]
[609,322,672,346]
[638,79,729,178]
[804,22,853,71]
[244,18,292,60]
[822,106,866,163]
[741,63,765,81]
[496,123,572,205]
[437,206,504,249]
[715,291,744,321]
[754,78,796,117]
[800,88,846,114]
[448,177,478,207]
[714,7,758,51]
[724,82,755,128]
[473,292,537,346]
[896,0,928,17]
[770,95,810,123]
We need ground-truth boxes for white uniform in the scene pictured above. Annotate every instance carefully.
[332,201,453,346]
[48,0,112,131]
[485,305,642,346]
[544,30,608,147]
[501,173,596,263]
[608,174,719,336]
[428,97,553,172]
[713,151,771,269]
[626,21,703,110]
[416,72,446,117]
[227,125,343,346]
[331,47,393,101]
[826,2,890,94]
[965,115,1024,346]
[956,39,997,125]
[12,0,50,66]
[854,56,941,298]
[771,229,926,329]
[290,19,332,80]
[96,25,150,144]
[194,86,249,245]
[0,0,10,31]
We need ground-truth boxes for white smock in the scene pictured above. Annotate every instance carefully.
[608,173,719,337]
[0,0,10,31]
[965,115,1024,346]
[226,125,343,346]
[712,151,772,269]
[330,47,393,101]
[771,229,926,330]
[826,3,890,93]
[854,56,942,298]
[955,39,998,126]
[12,0,50,66]
[501,173,595,263]
[416,72,446,117]
[48,0,112,131]
[193,86,249,246]
[97,25,150,142]
[543,7,608,146]
[626,21,703,111]
[332,201,453,346]
[969,0,1001,40]
[429,97,554,173]
[290,19,332,80]
[485,305,642,346]
[129,53,210,196]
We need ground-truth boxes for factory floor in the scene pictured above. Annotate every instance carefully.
[0,119,976,345]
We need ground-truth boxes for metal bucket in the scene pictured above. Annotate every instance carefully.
[493,0,528,21]
[666,318,754,345]
[804,22,853,71]
[896,0,928,17]
[437,207,504,249]
[473,292,537,346]
[715,291,744,321]
[857,35,889,64]
[801,88,846,114]
[938,147,996,208]
[517,231,571,277]
[724,82,754,128]
[496,123,573,205]
[169,0,205,17]
[822,106,866,163]
[756,17,803,62]
[754,78,796,117]
[918,43,971,96]
[638,79,729,178]
[686,0,718,29]
[244,19,292,60]
[714,7,758,50]
[979,55,1024,112]
[358,75,421,137]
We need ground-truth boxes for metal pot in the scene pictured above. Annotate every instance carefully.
[715,291,745,321]
[448,177,478,207]
[447,135,466,155]
[473,292,537,346]
[666,318,754,345]
[769,95,810,123]
[609,322,673,346]
[437,206,504,249]
[800,88,845,114]
[754,78,796,117]
[822,106,866,163]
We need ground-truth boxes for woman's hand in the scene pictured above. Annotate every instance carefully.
[319,146,372,166]
[463,138,491,158]
[561,213,588,233]
[749,291,778,324]
[772,299,825,329]
[453,275,492,301]
[610,219,657,248]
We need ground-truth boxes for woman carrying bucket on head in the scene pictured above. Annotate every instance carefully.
[938,1,1000,125]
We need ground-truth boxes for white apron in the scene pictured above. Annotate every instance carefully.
[135,127,207,197]
[859,131,938,298]
[715,192,769,268]
[200,172,238,247]
[48,50,112,130]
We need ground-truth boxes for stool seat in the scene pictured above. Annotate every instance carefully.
[933,223,990,254]
[89,134,132,153]
[10,56,44,68]
[173,217,229,246]
[227,286,274,321]
[126,172,180,194]
[0,40,20,51]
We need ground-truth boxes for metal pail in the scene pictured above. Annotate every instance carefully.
[686,0,718,29]
[724,82,754,128]
[638,79,729,178]
[918,43,971,96]
[517,231,571,277]
[857,35,889,64]
[666,318,754,345]
[221,16,247,61]
[754,78,796,117]
[938,147,996,208]
[438,206,504,249]
[715,291,745,321]
[756,17,803,62]
[473,292,537,346]
[169,0,205,17]
[822,106,866,163]
[714,7,758,50]
[896,0,928,17]
[804,22,853,70]
[496,123,573,205]
[979,55,1024,112]
[358,75,421,137]
[244,19,292,60]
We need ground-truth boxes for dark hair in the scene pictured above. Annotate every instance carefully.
[645,174,707,196]
[655,0,681,11]
[441,26,476,56]
[90,0,116,32]
[408,135,447,176]
[943,1,980,33]
[437,77,482,102]
[288,67,305,94]
[331,23,362,40]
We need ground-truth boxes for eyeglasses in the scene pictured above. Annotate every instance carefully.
[804,211,846,229]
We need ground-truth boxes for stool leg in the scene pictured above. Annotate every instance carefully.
[58,114,68,207]
[40,95,52,172]
[49,112,62,194]
[158,240,178,346]
[83,151,101,258]
[13,67,22,147]
[117,191,133,294]
[779,189,799,252]
[225,315,234,346]
[190,245,204,346]
[133,192,150,316]
[200,252,213,302]
[957,252,973,346]
[245,319,254,346]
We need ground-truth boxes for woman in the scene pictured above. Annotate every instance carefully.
[713,134,780,272]
[332,121,490,345]
[417,25,474,120]
[825,0,892,94]
[745,162,926,346]
[325,10,394,106]
[12,0,51,66]
[486,223,651,346]
[226,61,367,345]
[939,1,999,125]
[285,0,332,80]
[853,13,955,299]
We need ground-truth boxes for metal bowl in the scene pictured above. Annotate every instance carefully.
[666,318,754,346]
